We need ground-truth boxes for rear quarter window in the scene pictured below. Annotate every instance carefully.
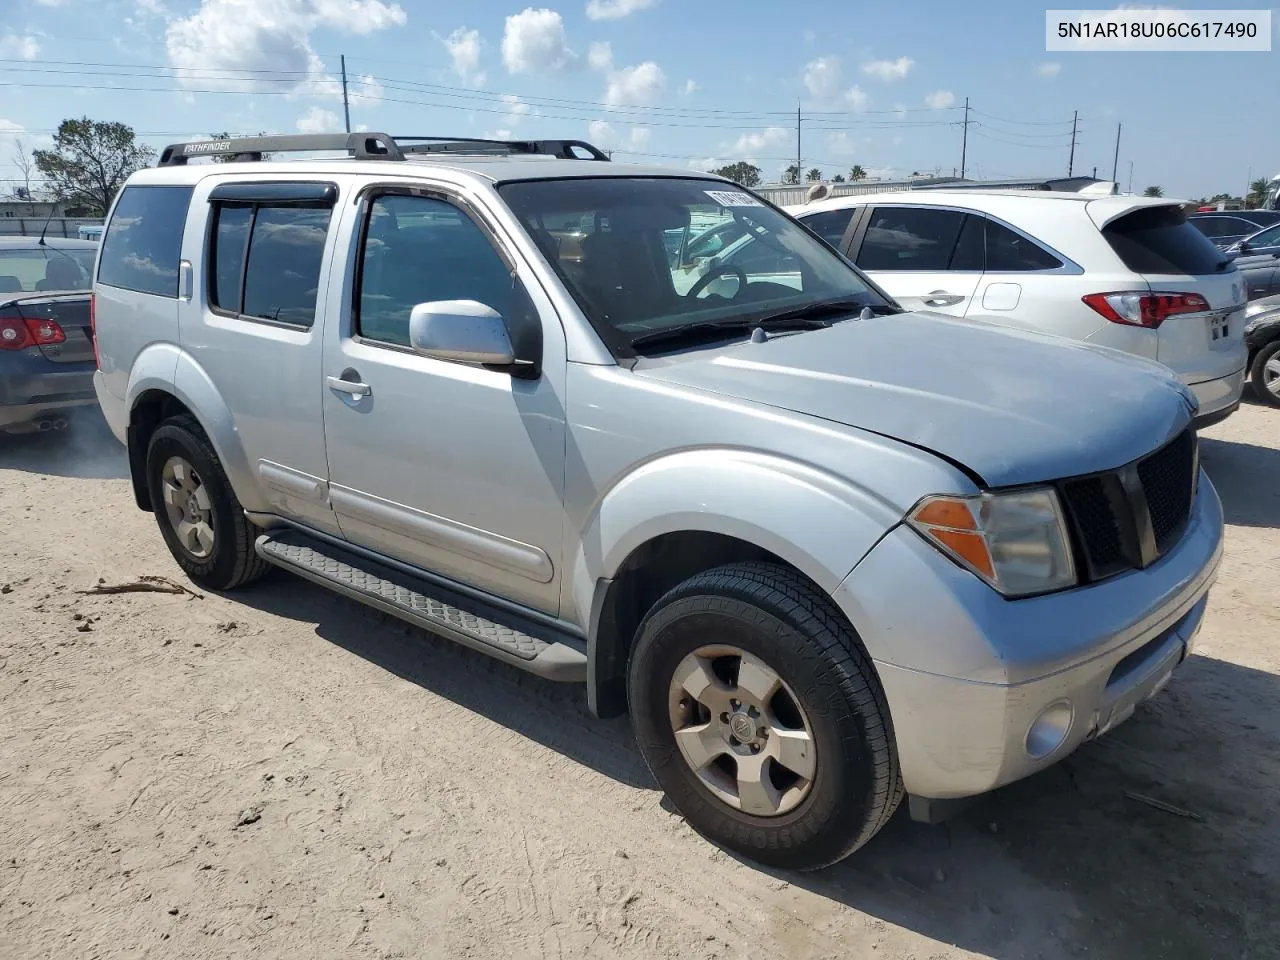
[97,185,194,297]
[1102,205,1226,275]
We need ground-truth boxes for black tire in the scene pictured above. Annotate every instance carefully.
[1250,340,1280,408]
[144,414,270,591]
[628,561,901,871]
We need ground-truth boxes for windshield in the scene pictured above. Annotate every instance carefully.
[0,246,96,294]
[498,177,888,355]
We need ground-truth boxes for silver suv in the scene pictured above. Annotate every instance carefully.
[92,133,1223,870]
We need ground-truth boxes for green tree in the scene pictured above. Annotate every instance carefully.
[782,163,800,185]
[832,173,846,183]
[208,131,273,163]
[849,164,867,181]
[1246,178,1269,207]
[1142,185,1164,197]
[709,161,762,187]
[32,117,155,215]
[805,167,823,182]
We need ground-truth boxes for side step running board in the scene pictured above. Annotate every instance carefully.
[255,531,587,682]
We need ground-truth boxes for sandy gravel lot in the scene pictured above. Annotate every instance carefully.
[1,401,1278,960]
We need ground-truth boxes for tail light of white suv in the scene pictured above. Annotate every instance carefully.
[1081,292,1210,329]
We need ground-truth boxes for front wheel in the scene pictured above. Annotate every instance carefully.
[628,562,901,871]
[1250,341,1280,408]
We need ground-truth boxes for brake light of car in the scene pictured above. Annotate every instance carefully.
[0,309,31,350]
[0,310,68,350]
[1082,292,1210,329]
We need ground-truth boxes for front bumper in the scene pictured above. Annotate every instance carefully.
[836,471,1223,800]
[1187,365,1245,427]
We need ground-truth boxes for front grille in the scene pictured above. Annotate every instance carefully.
[1060,476,1127,578]
[1138,429,1197,554]
[1057,428,1197,583]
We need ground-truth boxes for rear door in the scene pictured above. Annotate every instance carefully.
[848,205,981,317]
[1094,202,1246,384]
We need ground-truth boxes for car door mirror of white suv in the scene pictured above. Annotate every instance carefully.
[409,300,516,367]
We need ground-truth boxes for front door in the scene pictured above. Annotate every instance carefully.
[321,189,567,614]
[852,205,982,318]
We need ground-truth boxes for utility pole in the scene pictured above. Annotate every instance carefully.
[960,96,971,179]
[1128,160,1134,194]
[795,102,801,186]
[1067,109,1078,177]
[340,54,352,133]
[1111,122,1122,182]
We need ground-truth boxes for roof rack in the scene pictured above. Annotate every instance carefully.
[156,132,610,167]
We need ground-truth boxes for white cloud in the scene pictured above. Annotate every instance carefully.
[1037,60,1062,78]
[680,79,697,96]
[296,106,342,133]
[803,56,841,99]
[827,132,860,155]
[501,93,532,125]
[844,86,870,111]
[502,7,576,75]
[165,0,406,96]
[585,0,655,20]
[924,89,956,109]
[135,0,166,14]
[0,35,41,60]
[861,56,914,82]
[484,127,515,140]
[587,40,613,71]
[587,120,651,152]
[604,61,665,106]
[34,0,67,5]
[729,126,787,156]
[442,27,485,87]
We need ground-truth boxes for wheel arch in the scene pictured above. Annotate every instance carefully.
[573,449,901,718]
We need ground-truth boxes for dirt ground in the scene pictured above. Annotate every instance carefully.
[1,401,1277,960]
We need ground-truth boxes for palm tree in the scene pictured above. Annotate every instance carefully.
[805,167,823,182]
[1247,178,1270,207]
[849,164,867,181]
[1142,185,1164,198]
[782,164,800,185]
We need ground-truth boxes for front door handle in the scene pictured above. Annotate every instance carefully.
[327,375,371,397]
[922,290,965,307]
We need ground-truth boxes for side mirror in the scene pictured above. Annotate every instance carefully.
[1237,241,1250,254]
[408,300,515,366]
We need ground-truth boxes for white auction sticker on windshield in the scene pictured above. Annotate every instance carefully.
[705,190,762,207]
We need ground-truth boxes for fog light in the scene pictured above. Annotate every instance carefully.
[1025,700,1073,760]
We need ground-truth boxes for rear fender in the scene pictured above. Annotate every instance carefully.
[126,345,268,512]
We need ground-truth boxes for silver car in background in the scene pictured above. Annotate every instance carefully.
[91,133,1223,870]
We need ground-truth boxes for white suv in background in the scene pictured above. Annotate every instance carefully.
[786,191,1248,428]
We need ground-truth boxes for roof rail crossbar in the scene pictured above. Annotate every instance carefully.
[394,137,611,162]
[157,132,405,167]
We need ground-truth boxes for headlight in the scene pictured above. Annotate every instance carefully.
[908,488,1077,598]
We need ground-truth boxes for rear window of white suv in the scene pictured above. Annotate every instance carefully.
[98,185,194,297]
[1102,205,1228,276]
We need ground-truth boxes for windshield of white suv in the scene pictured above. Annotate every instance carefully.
[499,177,892,356]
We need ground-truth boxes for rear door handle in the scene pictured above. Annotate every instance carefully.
[923,290,965,307]
[327,375,371,397]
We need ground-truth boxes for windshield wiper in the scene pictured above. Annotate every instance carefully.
[629,314,832,352]
[750,297,900,327]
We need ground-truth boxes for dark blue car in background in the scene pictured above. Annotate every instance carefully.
[0,237,99,435]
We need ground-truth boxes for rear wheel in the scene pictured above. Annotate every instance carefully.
[1250,341,1280,408]
[628,562,901,871]
[145,415,270,591]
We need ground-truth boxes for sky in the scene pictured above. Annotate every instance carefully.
[1,0,1277,201]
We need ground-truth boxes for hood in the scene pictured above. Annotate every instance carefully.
[634,312,1193,487]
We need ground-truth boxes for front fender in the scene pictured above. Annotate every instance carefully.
[568,447,903,627]
[126,346,268,513]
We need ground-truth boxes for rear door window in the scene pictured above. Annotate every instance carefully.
[209,199,333,327]
[97,185,194,297]
[856,207,966,271]
[800,209,856,250]
[1102,205,1226,275]
[983,219,1062,271]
